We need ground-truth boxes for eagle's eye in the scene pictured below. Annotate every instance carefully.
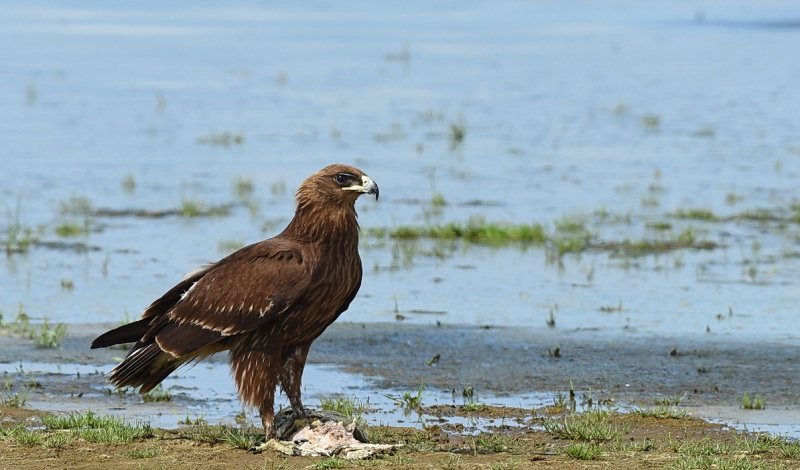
[334,173,352,185]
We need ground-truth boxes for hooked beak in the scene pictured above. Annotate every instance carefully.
[363,175,379,200]
[345,175,379,200]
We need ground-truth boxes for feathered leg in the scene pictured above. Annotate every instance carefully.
[230,348,280,440]
[280,341,312,417]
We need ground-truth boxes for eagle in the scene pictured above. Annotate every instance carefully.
[91,164,378,443]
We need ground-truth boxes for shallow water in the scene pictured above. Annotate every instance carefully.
[2,0,800,436]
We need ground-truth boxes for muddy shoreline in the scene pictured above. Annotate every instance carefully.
[3,321,798,435]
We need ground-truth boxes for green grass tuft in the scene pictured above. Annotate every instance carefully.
[33,318,68,349]
[42,411,153,443]
[196,131,244,146]
[319,395,367,420]
[386,383,425,410]
[124,447,161,459]
[673,208,718,221]
[543,410,630,442]
[142,384,172,403]
[564,442,603,460]
[741,392,765,410]
[54,220,88,237]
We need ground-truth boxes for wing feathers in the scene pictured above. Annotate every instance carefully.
[90,318,151,349]
[154,322,224,357]
[94,236,324,392]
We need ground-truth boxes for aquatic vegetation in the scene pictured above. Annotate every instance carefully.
[373,122,405,142]
[1,379,30,407]
[142,384,172,403]
[319,395,367,421]
[554,215,587,233]
[33,318,67,349]
[386,383,425,410]
[0,308,66,349]
[647,221,672,231]
[233,176,255,198]
[741,392,765,410]
[631,406,687,419]
[180,199,204,216]
[196,131,244,146]
[384,43,411,62]
[178,414,208,426]
[270,179,286,196]
[121,173,136,193]
[59,195,93,215]
[3,199,37,254]
[598,299,624,313]
[0,305,34,338]
[448,115,466,148]
[430,192,446,207]
[655,393,686,406]
[26,81,37,105]
[179,199,231,217]
[54,220,89,237]
[612,101,629,116]
[463,400,487,412]
[641,113,661,129]
[378,221,548,245]
[545,309,556,328]
[691,126,716,138]
[672,208,718,221]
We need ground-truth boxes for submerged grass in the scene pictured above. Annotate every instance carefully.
[54,220,89,237]
[3,199,38,254]
[142,384,172,403]
[369,219,717,258]
[741,392,766,410]
[376,221,547,245]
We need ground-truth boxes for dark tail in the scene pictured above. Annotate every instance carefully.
[92,318,181,393]
[107,342,181,393]
[91,318,151,349]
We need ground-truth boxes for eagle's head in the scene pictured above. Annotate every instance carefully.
[297,164,379,209]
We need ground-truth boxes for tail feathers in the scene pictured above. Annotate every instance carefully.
[91,318,152,349]
[108,342,181,394]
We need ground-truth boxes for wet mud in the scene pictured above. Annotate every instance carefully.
[3,321,798,435]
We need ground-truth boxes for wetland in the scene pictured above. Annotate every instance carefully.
[2,0,800,468]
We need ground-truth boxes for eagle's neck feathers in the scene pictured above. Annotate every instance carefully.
[283,199,360,244]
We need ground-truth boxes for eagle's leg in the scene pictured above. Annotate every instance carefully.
[280,341,312,418]
[231,348,279,447]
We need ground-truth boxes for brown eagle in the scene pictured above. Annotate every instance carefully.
[91,164,378,441]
